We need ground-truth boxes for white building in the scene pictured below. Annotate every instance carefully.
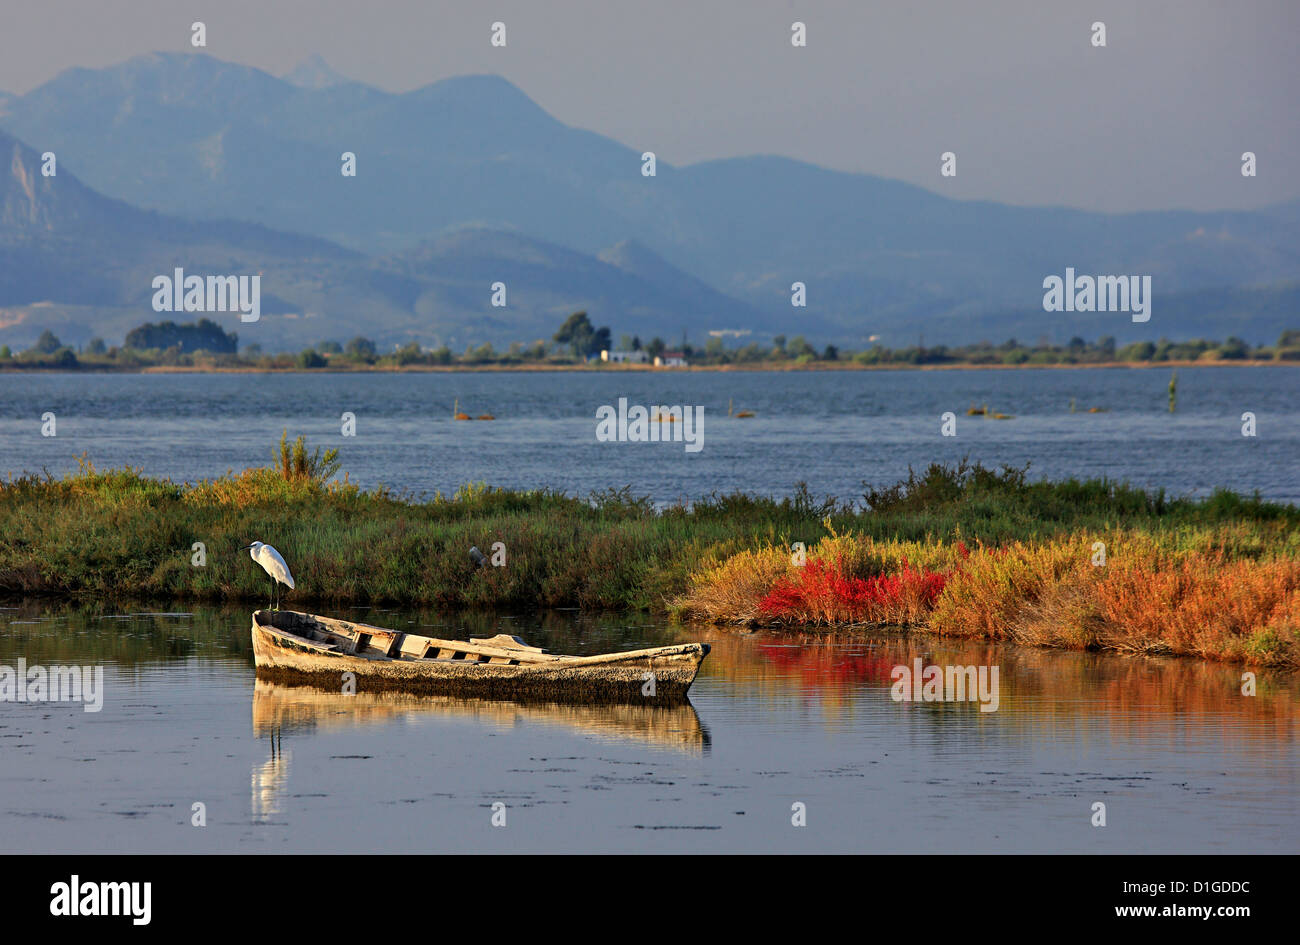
[654,351,688,367]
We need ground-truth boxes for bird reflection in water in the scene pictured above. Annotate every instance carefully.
[251,725,292,821]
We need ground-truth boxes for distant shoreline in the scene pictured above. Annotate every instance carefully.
[0,358,1290,376]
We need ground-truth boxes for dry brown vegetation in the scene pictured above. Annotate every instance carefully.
[676,533,1300,668]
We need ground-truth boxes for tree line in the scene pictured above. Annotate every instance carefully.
[3,316,1298,369]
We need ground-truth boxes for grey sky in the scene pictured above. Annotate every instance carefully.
[3,0,1296,212]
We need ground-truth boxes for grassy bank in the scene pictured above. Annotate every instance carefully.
[1,447,1296,667]
[674,531,1300,668]
[673,464,1299,667]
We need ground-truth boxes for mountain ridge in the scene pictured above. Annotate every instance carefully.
[0,128,784,350]
[1,52,1297,347]
[282,54,355,90]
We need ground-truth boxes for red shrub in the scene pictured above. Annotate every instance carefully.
[759,557,948,626]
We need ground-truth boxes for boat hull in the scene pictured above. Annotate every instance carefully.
[251,611,708,703]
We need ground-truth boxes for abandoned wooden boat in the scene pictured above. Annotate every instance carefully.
[251,610,710,702]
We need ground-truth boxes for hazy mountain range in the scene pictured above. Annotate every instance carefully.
[1,52,1297,351]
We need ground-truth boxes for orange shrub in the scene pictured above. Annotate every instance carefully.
[1094,552,1300,664]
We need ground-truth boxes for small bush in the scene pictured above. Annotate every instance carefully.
[296,349,327,369]
[275,431,341,484]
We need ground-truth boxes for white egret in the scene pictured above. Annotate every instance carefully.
[241,541,295,610]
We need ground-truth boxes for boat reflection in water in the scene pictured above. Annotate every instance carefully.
[249,679,710,819]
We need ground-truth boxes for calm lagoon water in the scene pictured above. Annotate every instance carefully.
[0,365,1297,503]
[1,367,1297,853]
[0,605,1295,854]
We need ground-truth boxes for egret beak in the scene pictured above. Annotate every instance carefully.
[239,544,254,551]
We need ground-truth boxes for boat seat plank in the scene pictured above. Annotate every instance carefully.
[398,635,429,658]
[419,638,564,663]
